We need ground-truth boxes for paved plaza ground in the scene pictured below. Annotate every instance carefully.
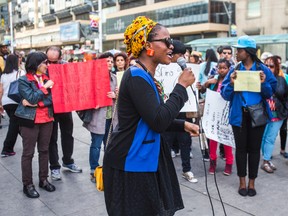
[0,113,287,216]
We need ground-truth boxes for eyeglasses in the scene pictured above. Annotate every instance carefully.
[266,64,275,69]
[47,60,59,64]
[222,52,232,55]
[149,37,173,48]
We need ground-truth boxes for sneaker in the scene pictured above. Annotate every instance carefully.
[267,161,277,170]
[62,163,83,173]
[189,151,193,159]
[1,151,16,157]
[261,161,274,173]
[90,173,96,183]
[171,150,176,158]
[223,164,232,176]
[182,171,198,183]
[51,169,61,181]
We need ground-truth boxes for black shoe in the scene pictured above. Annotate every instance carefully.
[238,188,248,196]
[39,180,56,192]
[23,184,40,198]
[248,188,257,197]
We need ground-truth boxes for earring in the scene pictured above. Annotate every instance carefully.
[146,48,155,57]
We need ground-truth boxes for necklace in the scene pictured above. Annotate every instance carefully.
[135,60,150,74]
[135,60,166,100]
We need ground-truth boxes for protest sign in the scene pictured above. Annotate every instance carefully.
[116,71,125,88]
[202,89,235,148]
[155,63,200,112]
[234,70,261,92]
[48,59,112,113]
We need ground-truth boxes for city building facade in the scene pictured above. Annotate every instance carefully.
[0,0,286,60]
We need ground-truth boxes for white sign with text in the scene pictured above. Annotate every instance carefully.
[155,63,200,112]
[202,89,235,148]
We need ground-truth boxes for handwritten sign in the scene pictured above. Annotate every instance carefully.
[116,71,125,88]
[202,89,235,148]
[234,70,261,92]
[48,59,112,113]
[155,63,200,112]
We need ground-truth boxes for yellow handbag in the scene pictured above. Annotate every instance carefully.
[94,98,118,192]
[94,166,104,191]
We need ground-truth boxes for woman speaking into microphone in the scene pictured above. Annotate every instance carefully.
[103,16,199,216]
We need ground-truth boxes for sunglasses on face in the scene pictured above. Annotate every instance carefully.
[149,37,173,48]
[223,52,232,55]
[266,64,275,69]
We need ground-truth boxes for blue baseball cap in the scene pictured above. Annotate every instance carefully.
[232,35,256,49]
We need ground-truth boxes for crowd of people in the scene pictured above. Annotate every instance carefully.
[0,15,288,215]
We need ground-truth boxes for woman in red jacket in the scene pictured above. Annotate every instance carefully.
[15,52,55,198]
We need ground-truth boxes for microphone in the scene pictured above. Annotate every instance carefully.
[177,57,209,152]
[176,57,187,70]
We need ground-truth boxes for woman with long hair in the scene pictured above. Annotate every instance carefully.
[0,54,25,157]
[15,52,55,198]
[197,48,218,92]
[261,56,288,173]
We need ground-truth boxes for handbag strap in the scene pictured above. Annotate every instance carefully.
[16,70,21,79]
[105,97,118,148]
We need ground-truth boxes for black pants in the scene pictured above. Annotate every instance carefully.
[49,112,74,170]
[232,111,265,179]
[162,131,192,173]
[280,118,287,151]
[2,104,20,153]
[20,122,53,185]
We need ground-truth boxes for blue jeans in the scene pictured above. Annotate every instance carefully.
[261,120,284,161]
[89,132,104,173]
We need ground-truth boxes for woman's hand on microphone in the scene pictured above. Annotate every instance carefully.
[178,67,195,88]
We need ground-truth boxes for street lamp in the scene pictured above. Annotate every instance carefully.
[223,1,232,37]
[8,0,13,52]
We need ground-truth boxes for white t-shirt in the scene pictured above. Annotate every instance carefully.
[1,69,25,106]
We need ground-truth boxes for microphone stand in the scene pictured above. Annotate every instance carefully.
[190,86,208,156]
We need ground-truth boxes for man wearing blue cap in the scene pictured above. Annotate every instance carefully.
[221,35,277,197]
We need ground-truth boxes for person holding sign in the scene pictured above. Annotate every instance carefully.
[83,52,118,183]
[103,16,199,215]
[260,56,288,173]
[202,58,234,176]
[221,35,277,197]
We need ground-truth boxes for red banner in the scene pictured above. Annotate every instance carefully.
[48,59,112,113]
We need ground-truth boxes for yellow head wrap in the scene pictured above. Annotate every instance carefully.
[124,16,157,58]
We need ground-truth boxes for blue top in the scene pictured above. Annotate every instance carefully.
[220,62,277,126]
[104,66,188,172]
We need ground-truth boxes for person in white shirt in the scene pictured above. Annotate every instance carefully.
[0,54,25,157]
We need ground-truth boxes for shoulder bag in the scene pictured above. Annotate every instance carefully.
[241,94,268,128]
[8,70,22,103]
[94,98,118,192]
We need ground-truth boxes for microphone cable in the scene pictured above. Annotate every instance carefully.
[190,86,227,216]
